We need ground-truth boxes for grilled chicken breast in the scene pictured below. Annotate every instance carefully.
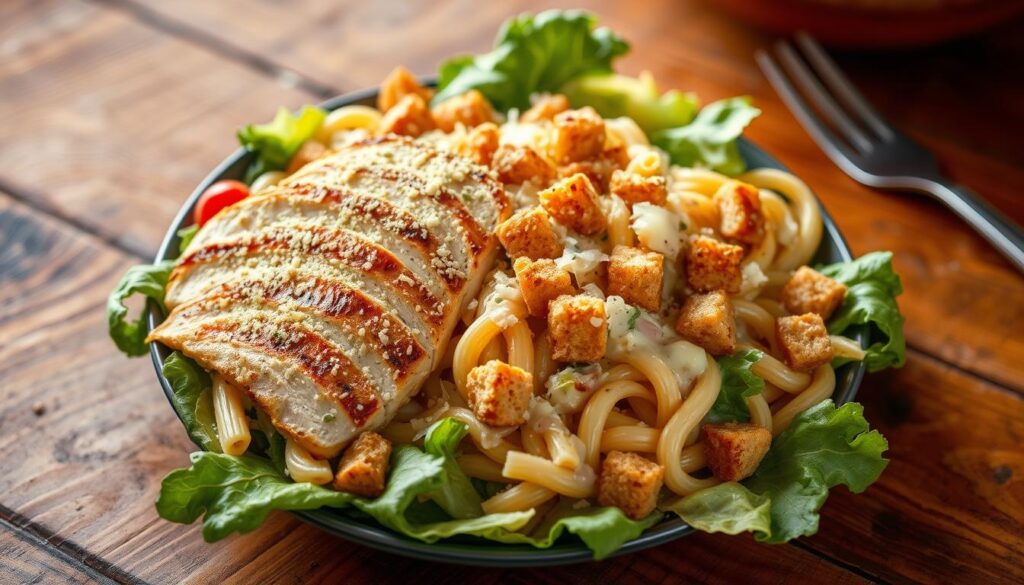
[148,136,510,458]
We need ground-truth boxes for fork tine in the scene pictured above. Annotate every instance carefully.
[755,49,860,169]
[773,41,875,153]
[794,32,895,141]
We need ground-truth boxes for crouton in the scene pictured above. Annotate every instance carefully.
[702,423,772,481]
[538,173,607,236]
[514,257,576,317]
[551,107,605,164]
[596,451,665,520]
[548,295,607,362]
[521,94,570,123]
[496,206,563,260]
[286,140,328,174]
[685,235,744,294]
[377,66,433,112]
[674,291,736,356]
[378,94,435,137]
[467,360,534,427]
[610,170,668,207]
[781,266,848,320]
[492,144,557,186]
[607,246,664,312]
[457,122,500,165]
[775,313,834,371]
[432,89,497,133]
[333,432,392,497]
[715,181,765,245]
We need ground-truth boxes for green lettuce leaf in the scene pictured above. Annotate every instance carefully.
[176,225,198,256]
[237,105,325,183]
[107,260,175,357]
[667,482,771,536]
[819,251,906,371]
[652,97,761,175]
[707,349,765,423]
[435,10,629,111]
[489,502,661,560]
[562,72,698,133]
[422,419,484,519]
[157,452,355,542]
[162,352,219,452]
[746,400,889,543]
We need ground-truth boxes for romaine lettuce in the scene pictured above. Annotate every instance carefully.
[161,351,219,452]
[237,105,325,183]
[562,72,698,133]
[707,349,765,423]
[819,251,906,371]
[652,97,761,176]
[422,418,483,519]
[107,260,175,357]
[435,10,629,111]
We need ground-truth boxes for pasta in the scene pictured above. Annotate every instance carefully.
[212,375,251,456]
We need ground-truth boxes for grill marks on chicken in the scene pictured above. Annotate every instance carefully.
[148,136,509,457]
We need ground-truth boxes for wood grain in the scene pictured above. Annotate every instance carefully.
[0,520,112,585]
[0,0,313,258]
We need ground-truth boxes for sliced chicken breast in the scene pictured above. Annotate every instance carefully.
[149,135,509,458]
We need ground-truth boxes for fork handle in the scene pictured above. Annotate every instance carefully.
[925,180,1024,273]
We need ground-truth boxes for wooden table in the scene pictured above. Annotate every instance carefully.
[1,1,1022,583]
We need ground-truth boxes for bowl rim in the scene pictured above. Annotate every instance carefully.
[146,83,867,567]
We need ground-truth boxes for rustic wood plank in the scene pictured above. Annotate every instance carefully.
[0,0,314,258]
[0,192,864,584]
[107,0,1024,391]
[0,520,112,585]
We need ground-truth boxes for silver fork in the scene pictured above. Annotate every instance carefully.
[757,33,1024,273]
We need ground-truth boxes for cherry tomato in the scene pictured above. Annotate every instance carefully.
[194,180,250,226]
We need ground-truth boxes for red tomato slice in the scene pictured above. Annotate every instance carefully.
[193,180,250,227]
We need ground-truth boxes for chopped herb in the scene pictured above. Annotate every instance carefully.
[272,331,284,344]
[600,232,609,242]
[678,220,687,231]
[462,193,473,203]
[627,307,642,330]
[495,297,505,304]
[322,413,336,423]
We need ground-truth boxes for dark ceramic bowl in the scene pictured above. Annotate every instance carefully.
[147,85,867,567]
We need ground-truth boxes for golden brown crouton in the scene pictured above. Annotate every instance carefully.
[514,257,577,317]
[548,294,607,363]
[496,206,563,260]
[467,360,534,427]
[432,89,497,133]
[674,291,736,356]
[457,122,500,165]
[715,181,765,245]
[286,140,328,174]
[378,94,435,137]
[781,266,848,320]
[520,94,571,122]
[491,144,557,186]
[684,235,744,294]
[334,432,392,497]
[551,107,606,164]
[538,173,607,236]
[377,66,433,112]
[775,313,835,371]
[607,246,664,312]
[609,170,668,207]
[596,451,665,520]
[702,423,772,481]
